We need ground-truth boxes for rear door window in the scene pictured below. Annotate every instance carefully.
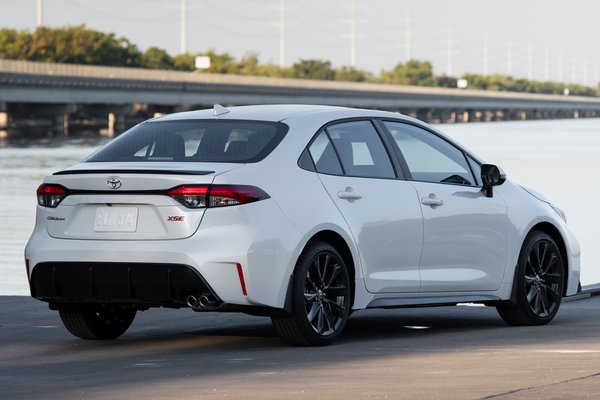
[325,120,395,179]
[86,120,288,163]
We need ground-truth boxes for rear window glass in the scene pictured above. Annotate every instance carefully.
[85,120,288,163]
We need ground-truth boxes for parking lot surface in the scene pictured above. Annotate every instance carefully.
[2,295,600,399]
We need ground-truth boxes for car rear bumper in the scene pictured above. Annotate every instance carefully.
[25,200,303,309]
[30,262,218,308]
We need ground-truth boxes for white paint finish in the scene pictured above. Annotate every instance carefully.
[411,181,508,292]
[318,174,423,293]
[24,105,582,313]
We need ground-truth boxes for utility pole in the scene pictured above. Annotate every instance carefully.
[446,25,453,76]
[405,12,411,61]
[278,0,286,68]
[506,40,512,76]
[180,0,187,54]
[483,33,489,75]
[527,43,532,80]
[350,0,357,68]
[558,53,563,82]
[36,0,43,28]
[544,48,549,81]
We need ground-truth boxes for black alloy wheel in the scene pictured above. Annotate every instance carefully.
[497,231,564,325]
[272,241,351,346]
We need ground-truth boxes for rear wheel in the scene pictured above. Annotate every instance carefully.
[497,231,564,325]
[272,241,351,346]
[59,305,136,340]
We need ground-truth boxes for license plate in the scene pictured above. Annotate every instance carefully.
[94,207,138,232]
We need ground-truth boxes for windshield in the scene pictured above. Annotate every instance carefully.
[85,119,288,163]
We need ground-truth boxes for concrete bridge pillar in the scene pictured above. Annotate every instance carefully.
[416,108,432,123]
[0,102,7,129]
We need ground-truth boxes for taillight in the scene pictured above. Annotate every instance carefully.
[168,185,269,209]
[37,184,69,207]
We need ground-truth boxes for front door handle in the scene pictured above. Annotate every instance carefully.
[337,187,362,201]
[421,194,444,207]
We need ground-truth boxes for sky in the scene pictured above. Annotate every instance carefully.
[0,0,599,85]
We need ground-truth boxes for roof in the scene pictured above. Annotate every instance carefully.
[151,104,401,123]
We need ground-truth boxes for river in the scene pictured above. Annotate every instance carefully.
[1,118,598,295]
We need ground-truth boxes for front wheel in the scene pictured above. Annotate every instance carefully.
[59,305,137,340]
[272,241,351,346]
[496,231,564,326]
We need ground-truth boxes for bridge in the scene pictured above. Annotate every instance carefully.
[1,59,600,135]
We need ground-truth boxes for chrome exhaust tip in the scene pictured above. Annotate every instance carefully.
[186,295,198,308]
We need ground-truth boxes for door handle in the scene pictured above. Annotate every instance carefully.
[421,194,444,207]
[337,187,362,201]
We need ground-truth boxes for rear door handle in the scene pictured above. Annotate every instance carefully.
[421,194,444,207]
[337,187,362,201]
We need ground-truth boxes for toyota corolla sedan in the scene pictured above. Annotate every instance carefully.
[25,104,580,345]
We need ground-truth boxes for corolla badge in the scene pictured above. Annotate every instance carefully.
[106,176,123,190]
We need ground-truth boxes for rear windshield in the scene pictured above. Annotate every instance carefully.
[85,119,288,163]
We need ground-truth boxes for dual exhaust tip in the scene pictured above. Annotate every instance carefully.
[186,294,218,310]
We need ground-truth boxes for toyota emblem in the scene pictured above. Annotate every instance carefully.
[106,176,123,190]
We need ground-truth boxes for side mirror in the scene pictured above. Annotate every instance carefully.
[481,164,506,198]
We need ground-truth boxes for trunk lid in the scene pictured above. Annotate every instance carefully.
[43,162,242,240]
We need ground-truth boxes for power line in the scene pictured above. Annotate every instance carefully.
[180,0,187,54]
[483,33,489,75]
[527,42,532,80]
[278,0,286,68]
[405,12,411,61]
[350,0,357,68]
[446,25,452,76]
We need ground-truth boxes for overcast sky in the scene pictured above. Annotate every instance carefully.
[1,0,599,85]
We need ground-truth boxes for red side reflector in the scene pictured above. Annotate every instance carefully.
[236,263,247,296]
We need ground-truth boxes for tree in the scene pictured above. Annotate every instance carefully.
[0,25,142,67]
[171,53,196,71]
[141,47,173,70]
[291,59,336,80]
[382,60,435,86]
[335,66,368,82]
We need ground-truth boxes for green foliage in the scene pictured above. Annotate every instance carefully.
[381,60,436,86]
[461,73,597,97]
[42,25,138,66]
[291,59,335,80]
[335,66,369,82]
[436,75,458,88]
[0,25,597,97]
[140,47,173,70]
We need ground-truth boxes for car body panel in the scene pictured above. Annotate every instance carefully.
[25,104,581,320]
[411,181,509,292]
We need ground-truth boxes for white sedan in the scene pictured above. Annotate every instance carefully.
[25,104,580,345]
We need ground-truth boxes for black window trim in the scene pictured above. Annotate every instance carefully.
[376,118,481,188]
[298,117,405,181]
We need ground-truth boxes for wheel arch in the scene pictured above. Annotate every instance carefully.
[527,222,569,296]
[283,229,357,313]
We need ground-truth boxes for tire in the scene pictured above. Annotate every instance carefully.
[272,241,351,346]
[59,305,137,340]
[497,231,565,326]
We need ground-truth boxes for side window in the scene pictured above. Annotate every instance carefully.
[308,130,343,175]
[326,120,395,178]
[383,121,475,185]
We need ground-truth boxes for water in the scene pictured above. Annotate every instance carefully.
[1,119,598,295]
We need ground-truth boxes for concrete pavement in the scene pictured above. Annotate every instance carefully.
[2,295,600,399]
